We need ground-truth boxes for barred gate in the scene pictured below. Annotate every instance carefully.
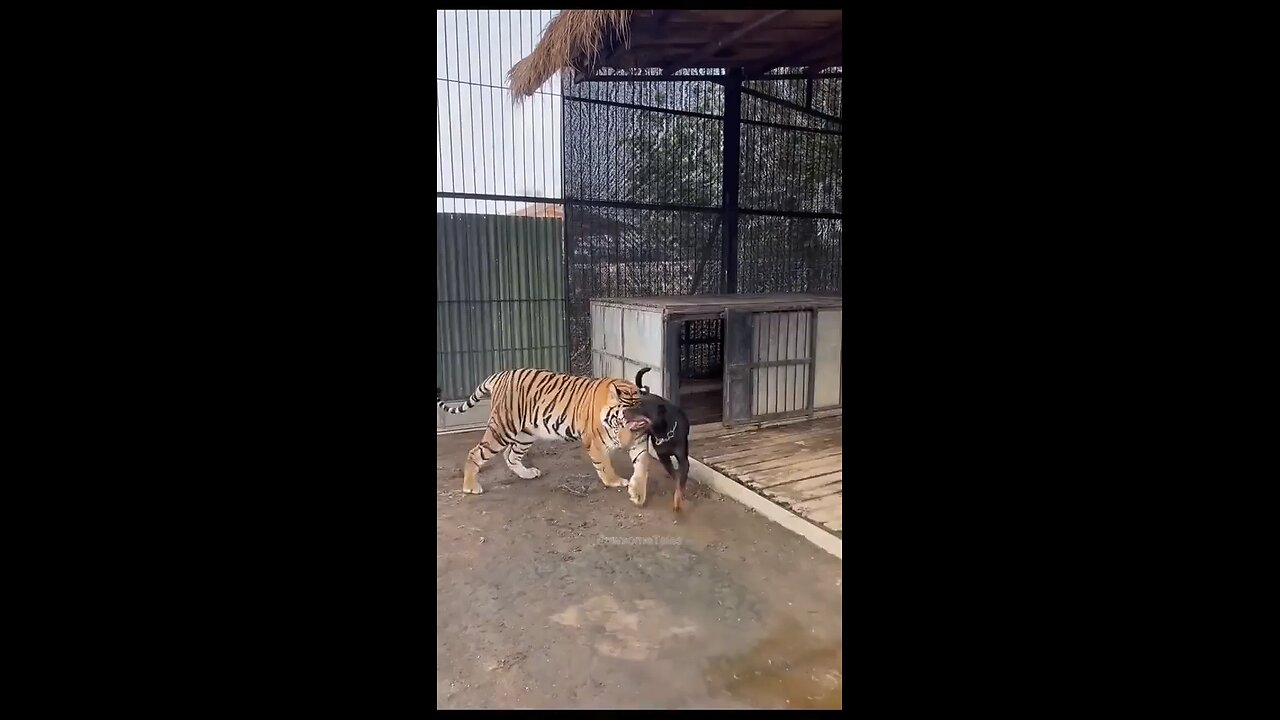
[436,10,567,422]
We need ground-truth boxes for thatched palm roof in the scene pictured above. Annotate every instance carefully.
[508,10,632,99]
[509,9,842,99]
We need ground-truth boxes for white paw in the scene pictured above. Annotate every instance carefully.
[619,476,631,487]
[629,492,645,506]
[512,466,542,479]
[463,485,485,495]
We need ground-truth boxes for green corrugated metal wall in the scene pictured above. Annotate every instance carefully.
[436,213,568,400]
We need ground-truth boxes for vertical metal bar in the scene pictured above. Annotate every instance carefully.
[722,68,741,294]
[523,217,533,369]
[485,220,494,375]
[541,217,553,371]
[756,313,765,417]
[780,313,786,414]
[794,311,802,413]
[529,217,540,370]
[475,215,483,389]
[458,214,471,392]
[482,10,493,203]
[795,311,804,413]
[458,218,466,398]
[774,312,783,415]
[665,316,681,402]
[437,214,449,396]
[763,313,769,417]
[474,215,487,386]
[512,216,524,369]
[441,11,457,198]
[788,311,798,412]
[453,216,464,397]
[787,312,795,412]
[505,215,517,370]
[561,76,572,375]
[766,313,774,415]
[787,311,795,413]
[807,309,818,415]
[498,12,510,200]
[462,11,479,204]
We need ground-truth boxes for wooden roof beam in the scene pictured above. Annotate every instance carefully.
[747,25,843,78]
[577,11,676,84]
[662,10,790,75]
[573,18,632,85]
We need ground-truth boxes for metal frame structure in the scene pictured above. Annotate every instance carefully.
[558,66,841,375]
[437,10,842,390]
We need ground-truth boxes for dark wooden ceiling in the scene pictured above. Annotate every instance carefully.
[593,10,842,78]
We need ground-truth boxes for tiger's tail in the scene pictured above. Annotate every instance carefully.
[436,373,501,414]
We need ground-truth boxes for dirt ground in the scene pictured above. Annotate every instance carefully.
[436,430,843,709]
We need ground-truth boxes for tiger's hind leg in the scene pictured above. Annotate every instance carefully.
[503,432,541,479]
[462,427,509,495]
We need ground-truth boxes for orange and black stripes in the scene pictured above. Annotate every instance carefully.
[450,367,646,495]
[438,369,642,448]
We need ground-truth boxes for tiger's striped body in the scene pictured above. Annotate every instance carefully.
[437,369,650,501]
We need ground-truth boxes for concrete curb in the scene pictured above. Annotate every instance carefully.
[688,457,842,560]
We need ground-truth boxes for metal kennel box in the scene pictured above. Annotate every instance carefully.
[589,293,842,427]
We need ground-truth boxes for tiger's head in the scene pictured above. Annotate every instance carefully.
[598,379,646,436]
[615,381,651,433]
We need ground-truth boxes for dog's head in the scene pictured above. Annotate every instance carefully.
[621,395,668,434]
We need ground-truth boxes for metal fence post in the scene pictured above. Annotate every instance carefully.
[722,68,742,295]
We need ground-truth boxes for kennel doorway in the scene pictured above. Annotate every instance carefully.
[589,294,843,427]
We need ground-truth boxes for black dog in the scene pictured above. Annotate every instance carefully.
[630,368,692,511]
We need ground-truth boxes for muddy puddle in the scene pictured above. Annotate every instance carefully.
[706,617,842,709]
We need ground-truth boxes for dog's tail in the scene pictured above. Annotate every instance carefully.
[437,374,499,414]
[635,367,651,395]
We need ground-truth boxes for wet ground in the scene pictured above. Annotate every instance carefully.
[435,430,843,709]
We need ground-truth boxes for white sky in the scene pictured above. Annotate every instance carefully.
[436,10,563,215]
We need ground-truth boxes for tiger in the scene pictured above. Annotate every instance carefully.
[436,368,654,505]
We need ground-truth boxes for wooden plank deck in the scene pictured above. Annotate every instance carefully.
[689,415,842,535]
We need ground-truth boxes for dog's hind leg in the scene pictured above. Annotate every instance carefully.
[659,455,686,511]
[676,455,691,509]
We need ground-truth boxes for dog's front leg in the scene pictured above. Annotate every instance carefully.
[627,438,650,507]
